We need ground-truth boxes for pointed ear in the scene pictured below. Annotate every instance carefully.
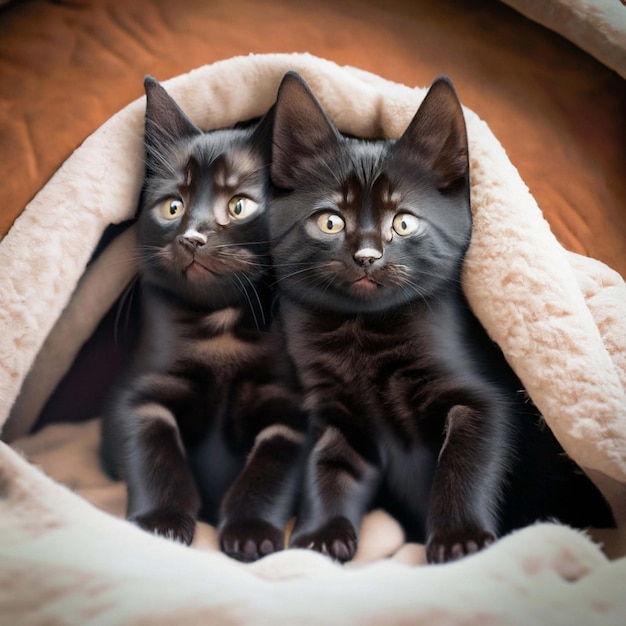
[247,103,275,163]
[143,75,201,152]
[392,76,469,192]
[271,71,341,189]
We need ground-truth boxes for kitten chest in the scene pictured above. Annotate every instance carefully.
[288,309,441,437]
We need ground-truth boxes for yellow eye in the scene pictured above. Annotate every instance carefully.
[161,198,185,220]
[392,213,420,236]
[317,212,345,234]
[228,196,260,220]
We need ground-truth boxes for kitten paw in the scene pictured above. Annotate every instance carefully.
[219,520,284,562]
[131,510,196,545]
[291,516,357,563]
[426,528,495,564]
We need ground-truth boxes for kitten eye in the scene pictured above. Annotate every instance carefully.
[228,196,260,220]
[160,198,185,220]
[316,212,345,234]
[392,213,420,236]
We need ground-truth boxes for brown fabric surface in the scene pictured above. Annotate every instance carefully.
[0,0,624,277]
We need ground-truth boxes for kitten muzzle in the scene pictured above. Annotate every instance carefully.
[184,260,214,278]
[178,232,208,251]
[352,276,379,291]
[353,247,382,266]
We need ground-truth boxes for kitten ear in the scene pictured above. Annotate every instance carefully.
[143,75,201,152]
[271,71,341,189]
[393,76,469,192]
[248,104,275,163]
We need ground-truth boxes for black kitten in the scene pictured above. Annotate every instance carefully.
[100,77,305,562]
[268,72,614,564]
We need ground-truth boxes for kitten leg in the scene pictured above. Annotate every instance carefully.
[219,424,305,562]
[290,424,380,563]
[124,402,200,545]
[426,405,504,564]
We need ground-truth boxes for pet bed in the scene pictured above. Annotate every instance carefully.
[1,1,625,624]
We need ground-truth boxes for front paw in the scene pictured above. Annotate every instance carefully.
[290,516,357,563]
[131,509,196,545]
[426,527,495,564]
[219,519,284,563]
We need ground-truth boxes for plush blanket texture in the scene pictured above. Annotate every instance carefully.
[1,0,626,621]
[502,0,626,78]
[3,433,626,625]
[1,49,625,623]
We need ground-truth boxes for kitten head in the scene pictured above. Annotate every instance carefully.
[136,76,272,310]
[269,72,471,314]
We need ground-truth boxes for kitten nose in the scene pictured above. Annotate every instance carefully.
[179,229,207,250]
[354,247,382,266]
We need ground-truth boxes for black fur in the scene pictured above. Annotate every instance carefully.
[268,72,614,564]
[100,77,305,562]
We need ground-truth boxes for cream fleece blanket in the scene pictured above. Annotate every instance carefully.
[501,0,626,79]
[1,53,626,624]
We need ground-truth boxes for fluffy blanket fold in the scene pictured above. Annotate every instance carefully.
[501,0,626,79]
[1,53,625,624]
[2,435,626,624]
